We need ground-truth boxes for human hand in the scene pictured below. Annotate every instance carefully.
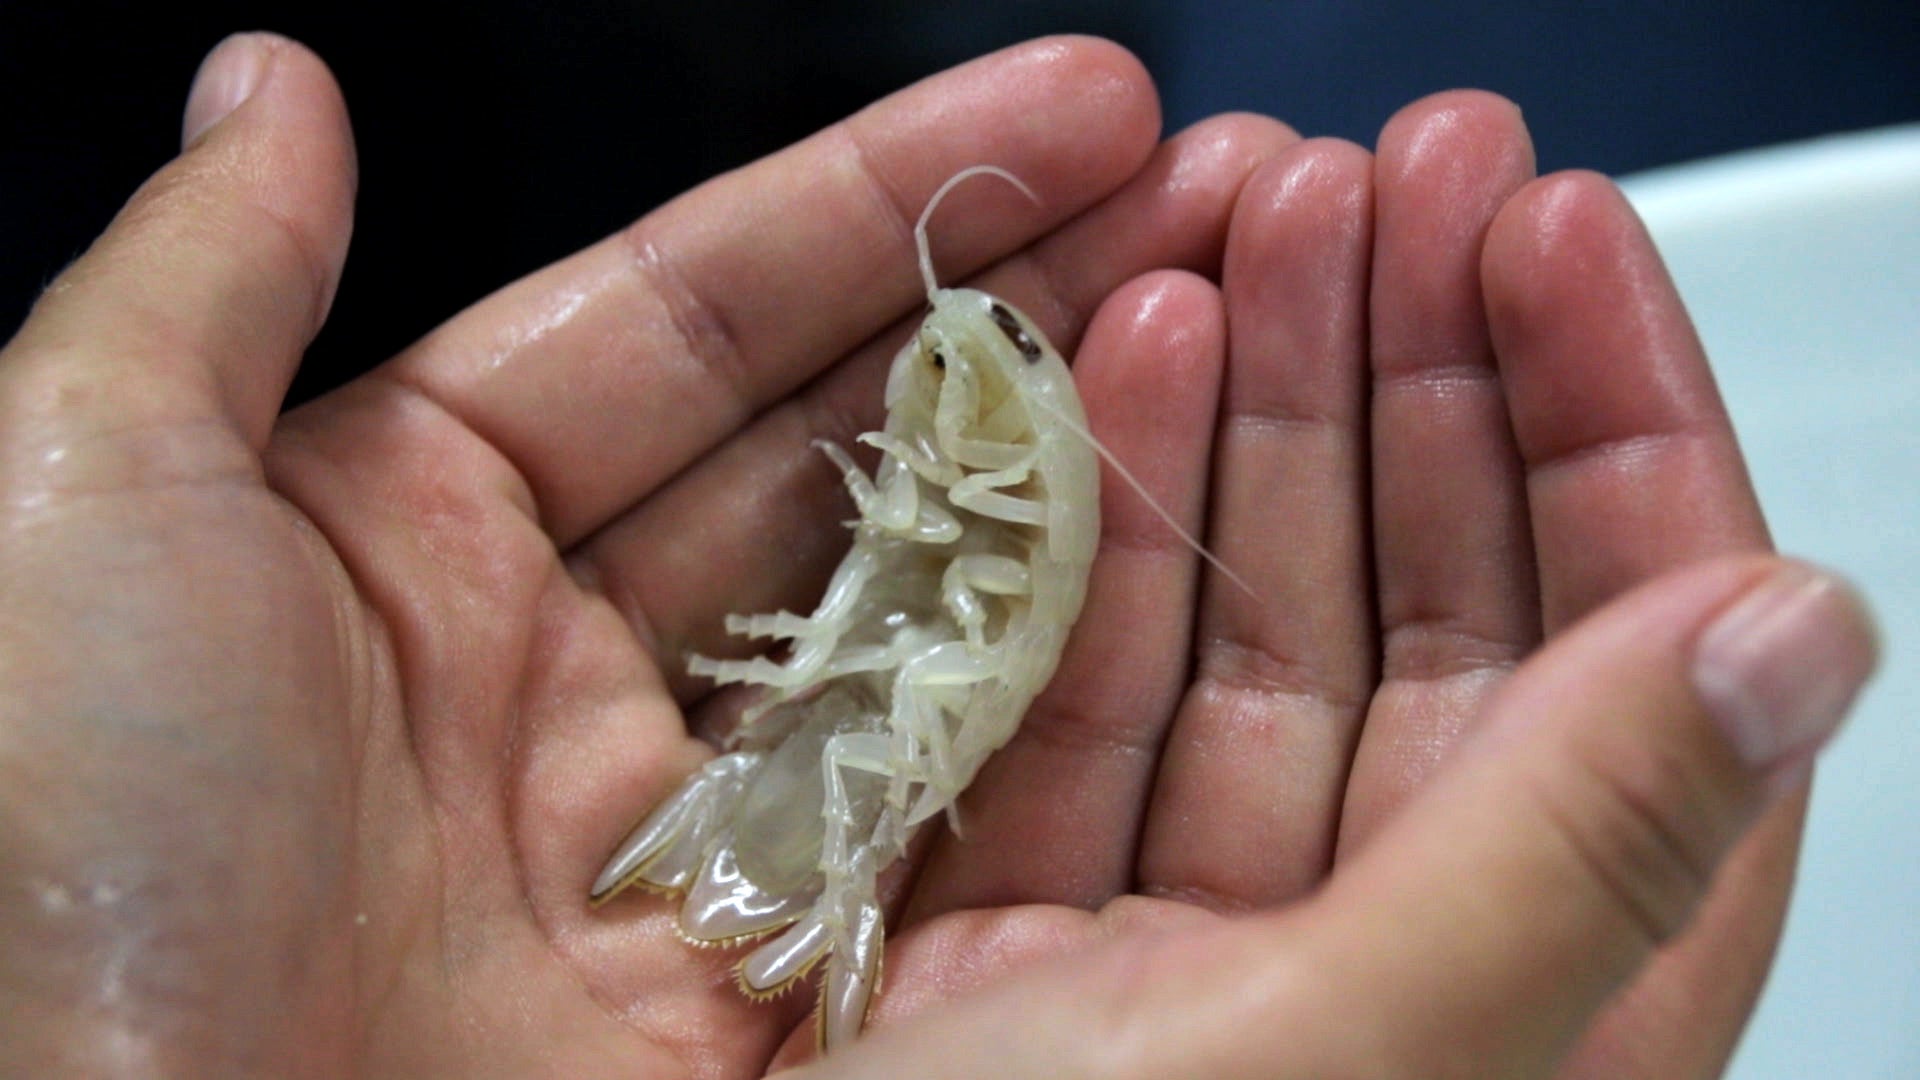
[771,93,1881,1078]
[0,29,1878,1080]
[0,31,1297,1076]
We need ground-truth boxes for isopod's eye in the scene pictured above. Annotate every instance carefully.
[989,302,1042,363]
[930,350,946,370]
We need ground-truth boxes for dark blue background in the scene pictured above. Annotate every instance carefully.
[4,2,1914,402]
[1152,1,1920,175]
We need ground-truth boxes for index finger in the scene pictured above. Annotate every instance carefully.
[341,36,1160,546]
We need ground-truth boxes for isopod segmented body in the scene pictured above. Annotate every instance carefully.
[591,167,1099,1051]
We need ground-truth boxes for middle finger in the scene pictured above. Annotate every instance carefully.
[1136,138,1378,911]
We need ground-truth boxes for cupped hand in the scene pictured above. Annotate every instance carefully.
[0,30,1876,1080]
[800,89,1880,1080]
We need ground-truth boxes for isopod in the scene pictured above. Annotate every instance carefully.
[592,164,1248,1051]
[591,165,1099,1051]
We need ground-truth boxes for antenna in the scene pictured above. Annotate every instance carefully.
[914,165,1040,303]
[1028,395,1259,600]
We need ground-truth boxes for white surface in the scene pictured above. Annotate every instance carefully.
[1621,125,1920,1080]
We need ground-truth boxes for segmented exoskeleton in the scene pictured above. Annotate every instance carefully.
[591,167,1100,1051]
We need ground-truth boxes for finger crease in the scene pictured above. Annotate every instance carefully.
[1372,361,1500,399]
[235,197,334,341]
[1019,697,1164,763]
[622,228,753,418]
[1220,405,1352,443]
[1195,636,1372,715]
[566,547,669,668]
[1136,879,1258,915]
[360,370,545,531]
[838,122,921,286]
[1526,428,1703,482]
[1381,618,1531,683]
[1527,762,1709,951]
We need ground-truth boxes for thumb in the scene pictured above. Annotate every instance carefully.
[2,32,355,454]
[785,555,1876,1080]
[1273,553,1878,1077]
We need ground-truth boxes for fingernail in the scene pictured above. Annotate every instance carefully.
[182,34,275,148]
[1692,563,1879,769]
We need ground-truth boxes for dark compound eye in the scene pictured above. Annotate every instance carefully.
[931,350,946,370]
[988,302,1042,363]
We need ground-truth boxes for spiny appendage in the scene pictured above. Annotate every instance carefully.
[720,851,889,1051]
[601,749,912,1049]
[646,439,965,1043]
[727,868,885,1041]
[733,905,836,1002]
[595,751,866,955]
[707,708,925,1044]
[591,753,761,906]
[858,431,962,487]
[593,687,894,1044]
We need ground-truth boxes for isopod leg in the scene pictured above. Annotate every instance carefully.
[820,857,884,1055]
[947,456,1046,526]
[815,439,919,532]
[688,547,883,689]
[818,732,896,879]
[814,733,899,1050]
[906,685,975,829]
[857,431,961,487]
[930,358,1033,470]
[724,611,815,640]
[940,553,1032,649]
[686,653,809,687]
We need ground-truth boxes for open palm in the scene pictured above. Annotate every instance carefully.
[4,33,1865,1080]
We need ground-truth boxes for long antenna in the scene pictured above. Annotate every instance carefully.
[1028,396,1259,600]
[914,166,1040,303]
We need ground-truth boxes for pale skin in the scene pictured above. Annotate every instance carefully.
[0,31,1879,1080]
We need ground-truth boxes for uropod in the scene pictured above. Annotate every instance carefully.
[591,166,1236,1052]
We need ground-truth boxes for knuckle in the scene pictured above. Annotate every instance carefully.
[621,227,751,410]
[1531,738,1728,949]
[1196,635,1372,715]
